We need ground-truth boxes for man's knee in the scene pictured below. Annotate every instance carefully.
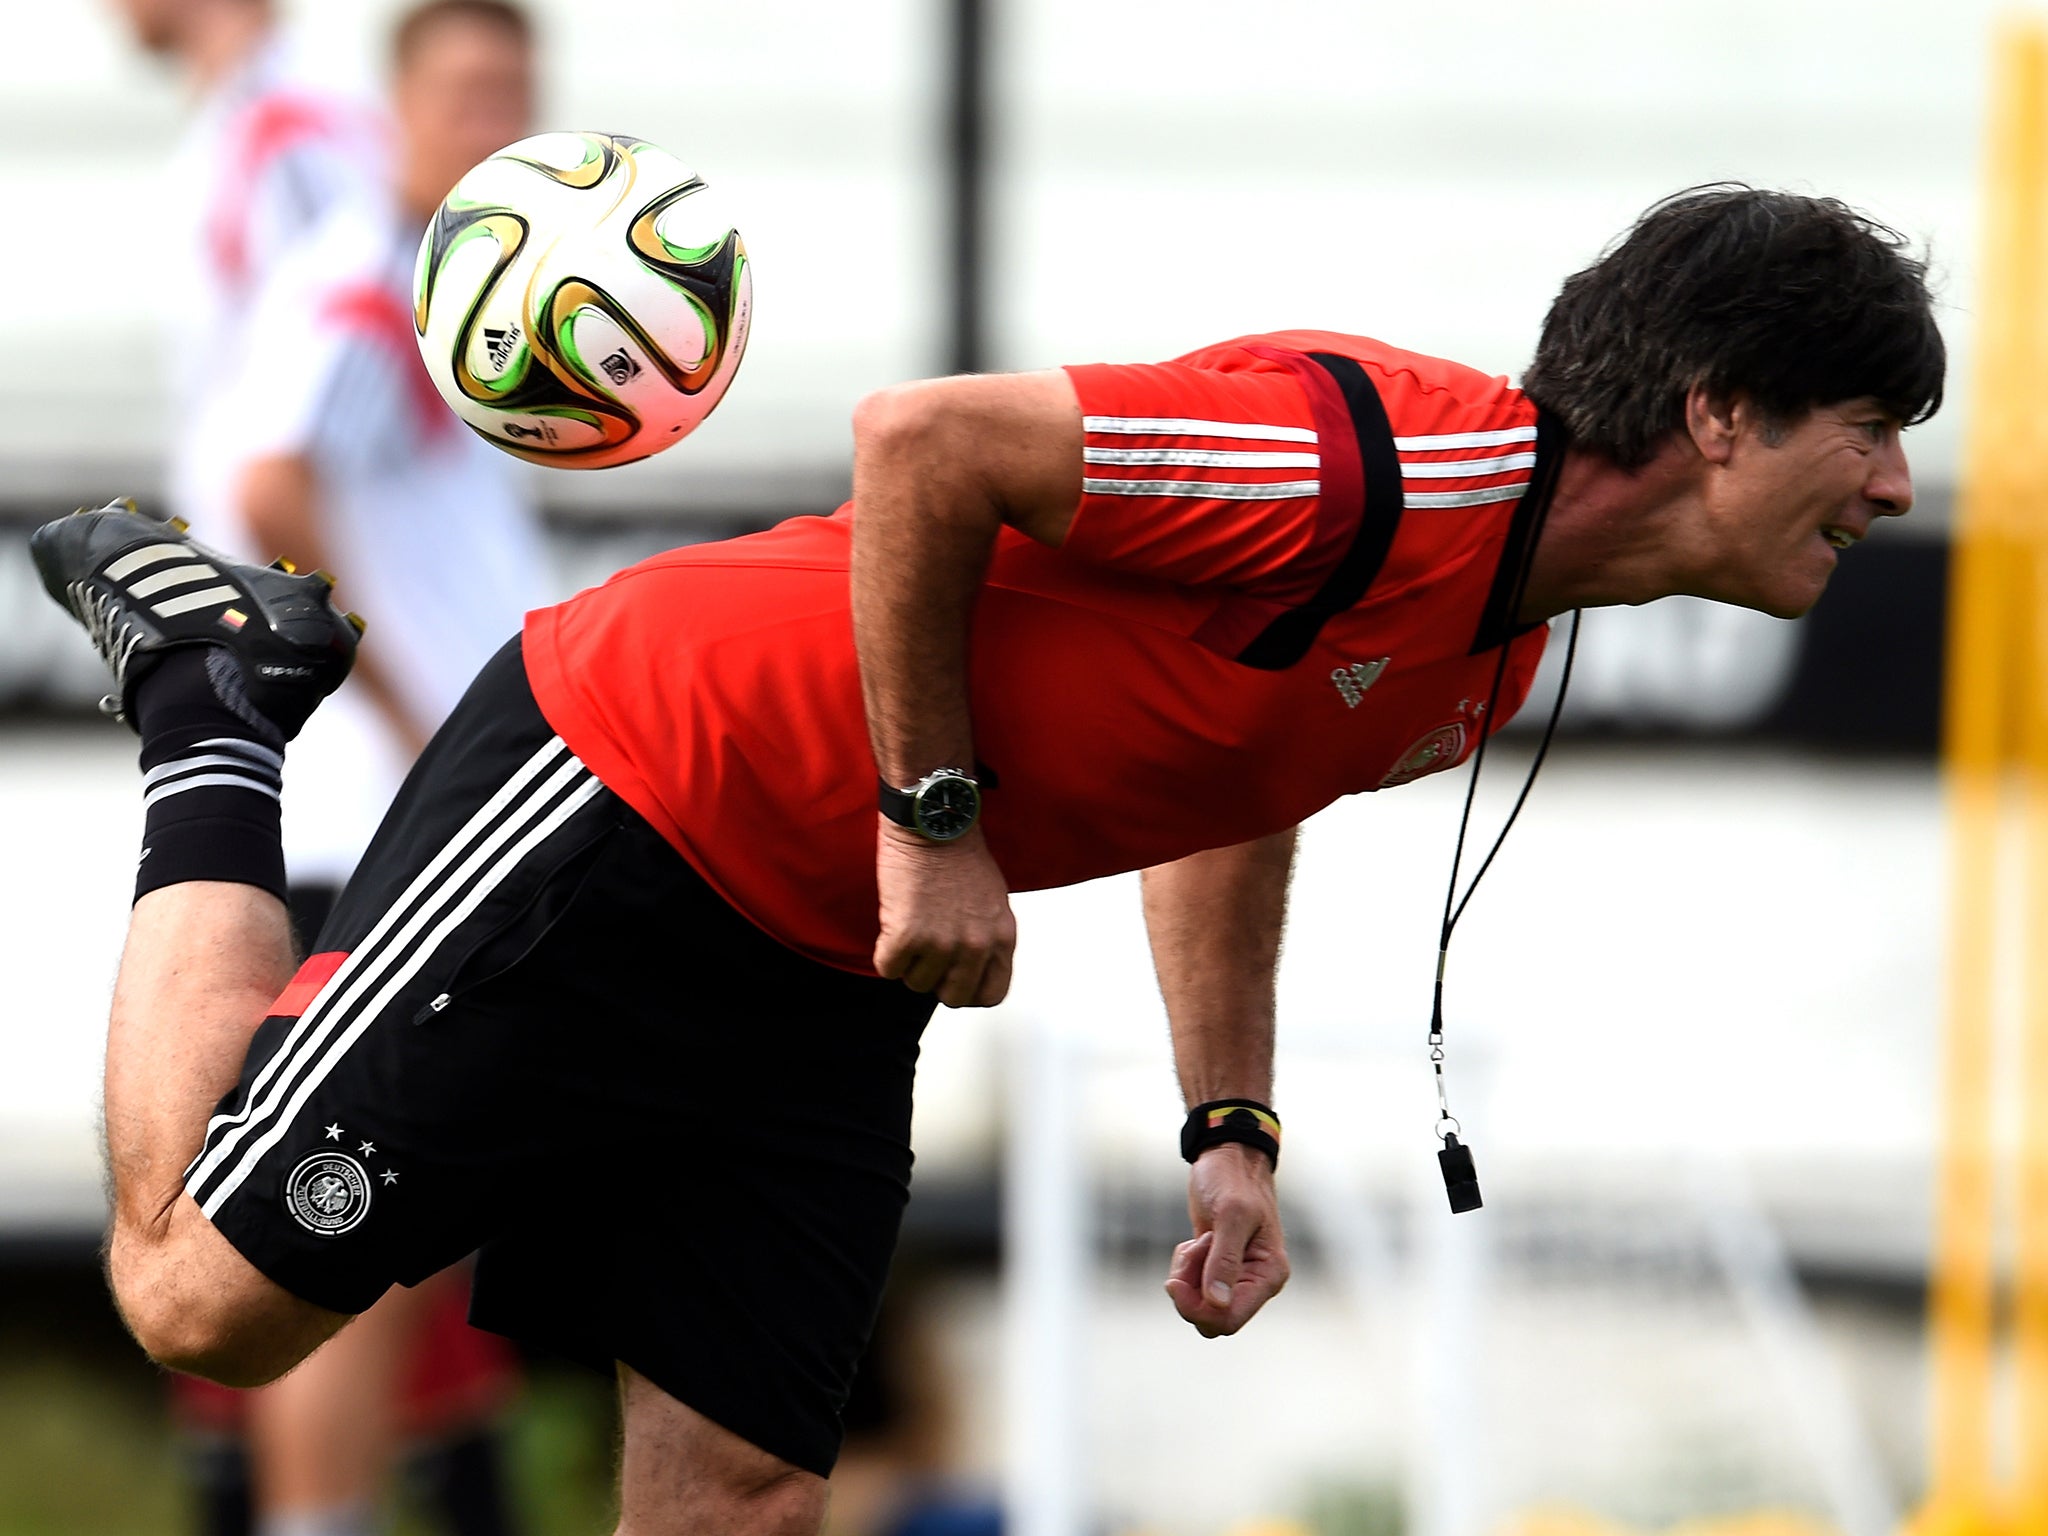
[107,1201,346,1387]
[618,1468,823,1536]
[719,1464,825,1533]
[617,1368,828,1536]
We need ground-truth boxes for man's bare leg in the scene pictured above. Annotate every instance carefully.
[245,1277,444,1529]
[30,503,368,1381]
[616,1368,827,1536]
[104,881,349,1383]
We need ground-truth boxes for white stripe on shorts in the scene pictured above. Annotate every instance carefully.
[184,737,576,1199]
[195,765,604,1218]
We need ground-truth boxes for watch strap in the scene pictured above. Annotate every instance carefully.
[878,777,918,828]
[877,766,983,839]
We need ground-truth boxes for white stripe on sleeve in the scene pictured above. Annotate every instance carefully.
[1083,416,1318,443]
[1083,447,1320,470]
[1393,425,1538,451]
[1403,484,1531,510]
[1399,452,1537,480]
[1082,477,1320,500]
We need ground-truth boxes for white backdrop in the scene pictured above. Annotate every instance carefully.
[0,0,1999,513]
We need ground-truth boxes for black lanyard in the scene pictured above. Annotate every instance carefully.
[1425,512,1583,1211]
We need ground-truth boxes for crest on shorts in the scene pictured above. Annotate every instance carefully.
[284,1151,372,1236]
[1380,722,1470,788]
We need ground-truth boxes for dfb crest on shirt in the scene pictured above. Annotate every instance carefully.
[284,1151,372,1236]
[1380,722,1469,787]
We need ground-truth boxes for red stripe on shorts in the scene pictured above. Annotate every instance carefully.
[271,950,349,1019]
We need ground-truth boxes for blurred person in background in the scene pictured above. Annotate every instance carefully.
[226,0,549,941]
[108,0,386,534]
[112,2,548,1534]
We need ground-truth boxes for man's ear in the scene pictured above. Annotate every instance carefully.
[1683,384,1741,466]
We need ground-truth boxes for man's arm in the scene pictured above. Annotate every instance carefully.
[238,452,430,758]
[1143,828,1297,1337]
[847,369,1083,1008]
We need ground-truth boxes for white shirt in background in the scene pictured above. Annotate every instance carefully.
[219,198,552,885]
[158,31,388,534]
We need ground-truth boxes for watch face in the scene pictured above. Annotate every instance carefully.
[914,775,980,841]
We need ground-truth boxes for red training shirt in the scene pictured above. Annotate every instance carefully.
[523,331,1557,973]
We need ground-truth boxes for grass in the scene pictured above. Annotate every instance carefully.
[0,1352,182,1536]
[0,1261,621,1536]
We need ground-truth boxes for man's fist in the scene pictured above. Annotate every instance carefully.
[873,820,1016,1008]
[1164,1143,1289,1337]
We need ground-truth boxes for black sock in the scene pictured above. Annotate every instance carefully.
[133,648,288,905]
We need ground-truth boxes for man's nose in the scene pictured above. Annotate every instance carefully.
[1868,437,1914,518]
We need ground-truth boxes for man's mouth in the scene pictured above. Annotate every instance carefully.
[1821,524,1863,550]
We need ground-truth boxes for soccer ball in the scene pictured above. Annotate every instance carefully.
[412,131,752,469]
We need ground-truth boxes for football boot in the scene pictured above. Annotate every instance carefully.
[29,498,365,740]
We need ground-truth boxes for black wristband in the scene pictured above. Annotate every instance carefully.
[1180,1099,1281,1168]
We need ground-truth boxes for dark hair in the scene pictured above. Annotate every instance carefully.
[391,0,531,70]
[1521,185,1945,467]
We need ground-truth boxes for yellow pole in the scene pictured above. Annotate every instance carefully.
[1920,19,2048,1534]
[2014,19,2048,1506]
[2019,530,2048,1529]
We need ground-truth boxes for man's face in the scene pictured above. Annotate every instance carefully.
[1695,398,1914,619]
[108,0,186,54]
[394,17,533,212]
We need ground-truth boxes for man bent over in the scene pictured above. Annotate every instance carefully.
[33,185,1943,1533]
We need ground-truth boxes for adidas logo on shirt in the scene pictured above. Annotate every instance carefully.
[1332,658,1389,708]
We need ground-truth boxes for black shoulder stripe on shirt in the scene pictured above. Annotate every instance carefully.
[1467,409,1568,655]
[1233,352,1404,671]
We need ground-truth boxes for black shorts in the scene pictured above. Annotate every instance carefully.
[185,637,937,1476]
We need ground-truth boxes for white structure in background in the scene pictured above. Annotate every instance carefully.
[1003,1019,1089,1536]
[977,748,1938,1536]
[1001,1015,1901,1536]
[0,0,1997,513]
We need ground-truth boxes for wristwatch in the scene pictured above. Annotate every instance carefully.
[878,767,982,842]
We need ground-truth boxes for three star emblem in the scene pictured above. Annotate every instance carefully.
[314,1125,398,1190]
